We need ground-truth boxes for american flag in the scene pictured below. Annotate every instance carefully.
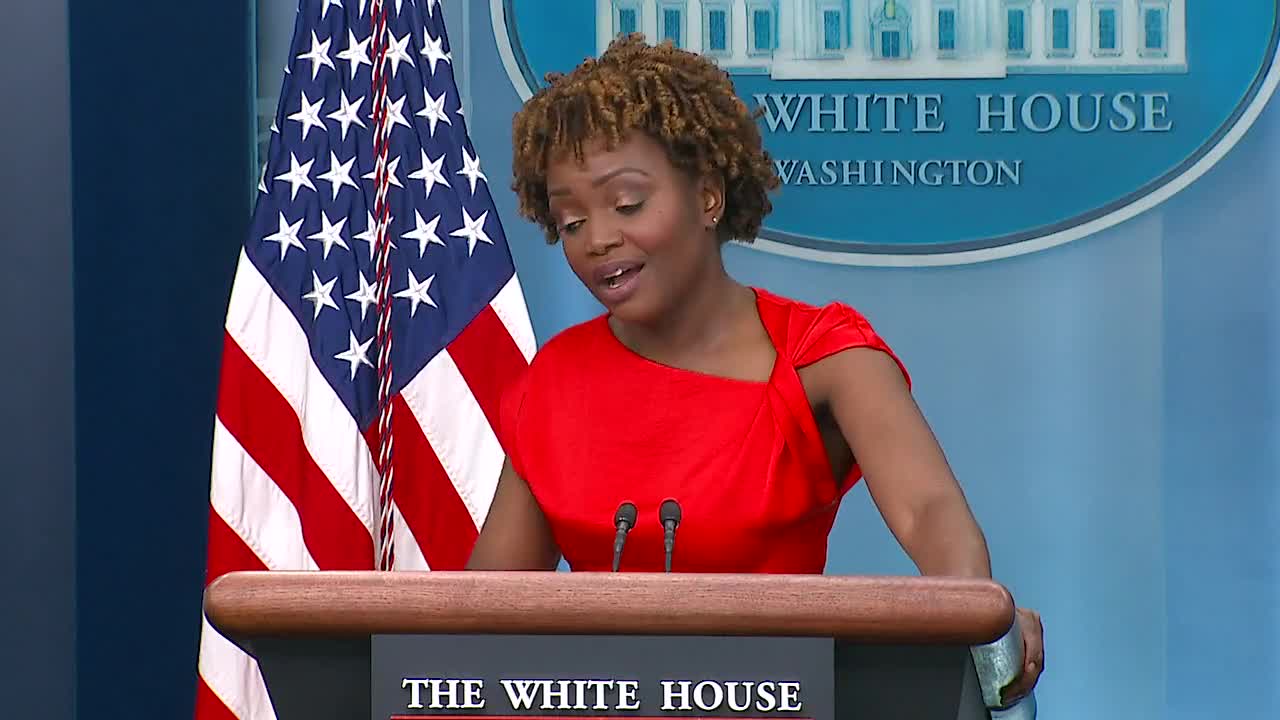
[195,1,535,718]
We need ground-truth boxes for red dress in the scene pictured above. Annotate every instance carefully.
[498,288,909,573]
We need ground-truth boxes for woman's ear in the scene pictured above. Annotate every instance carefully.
[699,173,726,231]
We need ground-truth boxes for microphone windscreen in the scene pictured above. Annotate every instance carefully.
[659,498,681,525]
[614,501,637,527]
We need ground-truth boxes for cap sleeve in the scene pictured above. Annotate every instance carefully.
[791,303,911,389]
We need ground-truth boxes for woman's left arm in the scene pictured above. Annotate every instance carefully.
[810,347,988,575]
[807,347,1044,704]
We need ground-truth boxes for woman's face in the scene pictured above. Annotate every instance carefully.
[545,133,719,325]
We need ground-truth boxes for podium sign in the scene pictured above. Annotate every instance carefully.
[372,635,832,720]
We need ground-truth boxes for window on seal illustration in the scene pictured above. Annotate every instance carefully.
[703,2,731,55]
[815,0,849,54]
[747,0,778,55]
[1140,0,1169,58]
[935,0,958,56]
[659,2,685,48]
[1004,1,1030,57]
[614,1,641,37]
[872,0,912,60]
[1092,1,1121,56]
[1046,1,1076,58]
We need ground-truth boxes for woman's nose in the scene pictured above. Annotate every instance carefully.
[586,221,623,255]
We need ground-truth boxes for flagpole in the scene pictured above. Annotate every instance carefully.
[370,0,398,572]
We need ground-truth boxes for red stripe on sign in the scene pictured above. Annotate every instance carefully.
[363,395,479,570]
[194,677,243,720]
[217,332,373,570]
[203,507,268,586]
[447,305,529,434]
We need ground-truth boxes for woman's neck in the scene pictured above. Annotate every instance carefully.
[610,258,755,360]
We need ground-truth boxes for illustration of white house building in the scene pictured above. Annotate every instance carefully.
[596,0,1186,78]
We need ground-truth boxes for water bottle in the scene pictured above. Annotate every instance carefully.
[971,617,1038,719]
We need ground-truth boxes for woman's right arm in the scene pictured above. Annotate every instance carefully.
[465,458,561,570]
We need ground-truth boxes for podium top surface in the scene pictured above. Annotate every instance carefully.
[204,571,1014,645]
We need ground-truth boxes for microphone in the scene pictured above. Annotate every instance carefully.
[612,501,637,572]
[659,499,681,573]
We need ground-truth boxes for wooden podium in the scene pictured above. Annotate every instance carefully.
[204,571,1025,720]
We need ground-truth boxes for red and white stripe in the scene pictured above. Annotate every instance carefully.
[194,249,535,719]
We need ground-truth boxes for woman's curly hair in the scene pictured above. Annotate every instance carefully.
[510,33,780,244]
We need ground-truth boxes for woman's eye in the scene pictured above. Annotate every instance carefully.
[617,201,644,215]
[561,219,584,234]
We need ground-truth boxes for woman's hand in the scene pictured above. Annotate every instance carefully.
[1002,606,1045,705]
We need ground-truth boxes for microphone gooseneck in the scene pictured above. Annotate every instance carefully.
[612,501,637,572]
[659,498,681,573]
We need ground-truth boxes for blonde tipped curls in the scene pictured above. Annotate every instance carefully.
[510,33,781,244]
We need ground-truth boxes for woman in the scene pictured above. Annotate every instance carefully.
[468,34,1043,704]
